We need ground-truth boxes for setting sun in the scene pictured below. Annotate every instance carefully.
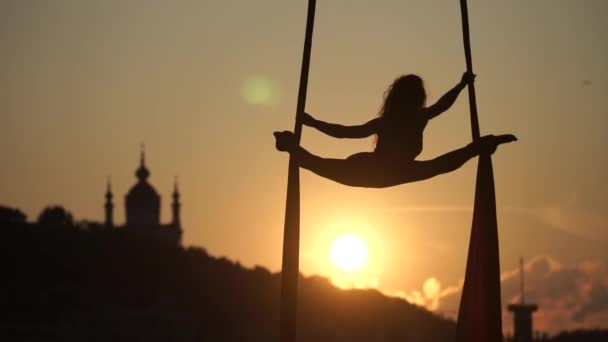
[330,234,369,271]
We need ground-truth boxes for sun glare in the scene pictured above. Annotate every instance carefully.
[330,234,368,271]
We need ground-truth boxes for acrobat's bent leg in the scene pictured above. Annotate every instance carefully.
[293,148,382,187]
[274,131,382,187]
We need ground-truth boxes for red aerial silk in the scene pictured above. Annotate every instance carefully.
[455,154,503,342]
[456,1,503,340]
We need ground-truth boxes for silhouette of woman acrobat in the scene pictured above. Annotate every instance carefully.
[274,72,516,188]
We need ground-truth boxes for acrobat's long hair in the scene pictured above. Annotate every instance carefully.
[379,74,427,119]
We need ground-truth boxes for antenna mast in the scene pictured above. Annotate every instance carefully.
[520,257,525,304]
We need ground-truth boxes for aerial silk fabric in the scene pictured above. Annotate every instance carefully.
[456,0,503,339]
[455,153,503,342]
[279,0,504,341]
[280,1,316,342]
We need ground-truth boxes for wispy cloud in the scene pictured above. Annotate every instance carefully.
[401,256,608,334]
[503,192,608,241]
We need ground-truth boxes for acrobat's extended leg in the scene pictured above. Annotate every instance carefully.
[404,134,517,183]
[274,131,516,188]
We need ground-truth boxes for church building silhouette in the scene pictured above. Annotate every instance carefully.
[104,149,182,244]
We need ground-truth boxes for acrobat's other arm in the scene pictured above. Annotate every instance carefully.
[425,72,475,120]
[302,112,380,139]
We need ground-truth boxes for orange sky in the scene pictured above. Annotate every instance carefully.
[1,0,607,333]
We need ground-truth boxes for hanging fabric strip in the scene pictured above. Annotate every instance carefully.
[456,1,504,341]
[279,1,316,342]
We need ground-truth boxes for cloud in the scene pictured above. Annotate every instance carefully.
[402,289,425,307]
[376,193,608,242]
[400,277,460,314]
[401,256,608,334]
[508,257,608,333]
[502,192,608,241]
[573,285,608,322]
[399,277,442,311]
[423,277,441,310]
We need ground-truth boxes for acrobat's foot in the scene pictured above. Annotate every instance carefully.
[273,131,297,152]
[474,134,517,155]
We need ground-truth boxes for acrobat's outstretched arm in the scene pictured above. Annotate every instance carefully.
[303,113,380,139]
[425,72,475,120]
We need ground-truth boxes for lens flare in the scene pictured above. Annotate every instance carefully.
[241,75,277,105]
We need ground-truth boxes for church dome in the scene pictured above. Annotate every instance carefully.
[126,181,160,202]
[125,151,161,226]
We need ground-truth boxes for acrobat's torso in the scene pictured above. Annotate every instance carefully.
[374,114,428,160]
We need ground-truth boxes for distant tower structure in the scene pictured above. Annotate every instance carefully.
[508,257,538,342]
[104,177,114,228]
[171,177,181,228]
[125,145,161,226]
[102,146,182,244]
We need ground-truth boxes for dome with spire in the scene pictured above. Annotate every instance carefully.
[103,146,182,244]
[125,149,160,226]
[135,150,150,181]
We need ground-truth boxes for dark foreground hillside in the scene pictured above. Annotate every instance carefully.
[1,222,455,342]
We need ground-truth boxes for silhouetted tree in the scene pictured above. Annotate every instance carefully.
[549,329,608,342]
[8,206,603,342]
[0,206,27,224]
[36,206,74,227]
[2,214,459,342]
